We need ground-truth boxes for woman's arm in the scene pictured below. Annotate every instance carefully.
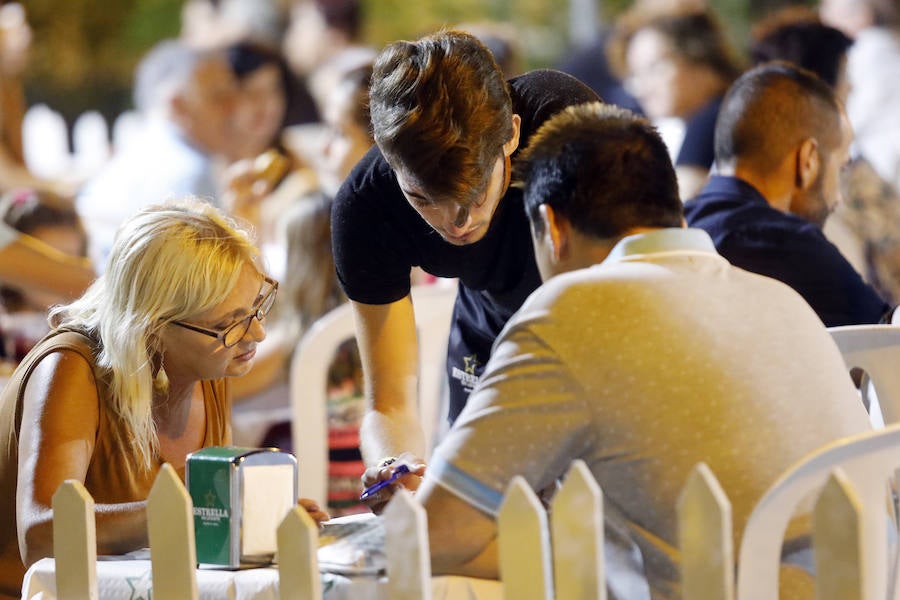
[15,350,148,566]
[0,229,95,298]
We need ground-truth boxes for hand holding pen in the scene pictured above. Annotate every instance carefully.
[359,454,427,513]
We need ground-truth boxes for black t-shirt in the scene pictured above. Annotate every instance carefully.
[332,69,599,421]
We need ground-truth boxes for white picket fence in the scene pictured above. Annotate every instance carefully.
[45,457,875,600]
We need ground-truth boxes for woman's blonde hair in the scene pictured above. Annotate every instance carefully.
[50,199,262,470]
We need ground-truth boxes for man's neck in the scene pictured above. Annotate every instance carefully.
[568,227,664,272]
[719,164,793,213]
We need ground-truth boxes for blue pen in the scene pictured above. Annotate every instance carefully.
[359,464,411,501]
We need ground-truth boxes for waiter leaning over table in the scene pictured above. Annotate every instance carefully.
[331,30,599,509]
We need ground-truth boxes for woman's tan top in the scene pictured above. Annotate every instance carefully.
[0,329,230,599]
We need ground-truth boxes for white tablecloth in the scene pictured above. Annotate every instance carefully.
[21,557,502,600]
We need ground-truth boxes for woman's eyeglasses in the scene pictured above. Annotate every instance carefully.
[171,277,278,348]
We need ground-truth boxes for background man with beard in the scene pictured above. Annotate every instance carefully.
[685,62,893,326]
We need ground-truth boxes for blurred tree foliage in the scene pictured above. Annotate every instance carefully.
[25,0,182,128]
[25,0,812,133]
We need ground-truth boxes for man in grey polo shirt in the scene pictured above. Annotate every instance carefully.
[415,102,870,599]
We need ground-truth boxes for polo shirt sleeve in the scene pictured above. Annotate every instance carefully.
[428,312,591,516]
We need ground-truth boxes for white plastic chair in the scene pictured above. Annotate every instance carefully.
[736,423,900,600]
[829,324,900,426]
[290,282,457,507]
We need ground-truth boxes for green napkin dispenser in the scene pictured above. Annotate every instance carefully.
[186,446,298,568]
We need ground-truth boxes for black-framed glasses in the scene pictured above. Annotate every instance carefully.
[171,277,278,348]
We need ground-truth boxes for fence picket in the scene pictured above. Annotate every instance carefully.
[551,460,605,600]
[147,463,198,600]
[677,462,734,600]
[277,506,322,600]
[52,480,97,600]
[384,489,432,600]
[498,476,553,600]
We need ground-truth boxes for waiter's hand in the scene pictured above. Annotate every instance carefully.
[360,453,427,514]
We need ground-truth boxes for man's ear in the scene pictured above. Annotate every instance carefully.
[540,204,569,263]
[795,137,821,191]
[503,114,522,157]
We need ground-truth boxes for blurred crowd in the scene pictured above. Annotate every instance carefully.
[2,0,900,512]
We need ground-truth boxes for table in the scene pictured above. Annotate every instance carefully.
[21,557,502,600]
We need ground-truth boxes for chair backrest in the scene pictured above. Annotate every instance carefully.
[829,324,900,426]
[290,282,457,507]
[736,423,900,600]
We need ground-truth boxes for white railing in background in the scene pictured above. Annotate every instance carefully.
[22,106,135,185]
[44,449,895,600]
[23,105,71,181]
[71,111,110,179]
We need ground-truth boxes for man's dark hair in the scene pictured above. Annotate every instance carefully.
[751,21,852,88]
[516,102,682,239]
[714,62,842,175]
[369,30,513,205]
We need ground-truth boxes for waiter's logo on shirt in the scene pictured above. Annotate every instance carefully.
[463,354,481,374]
[452,354,482,392]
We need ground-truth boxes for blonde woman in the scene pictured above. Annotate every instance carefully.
[0,200,327,599]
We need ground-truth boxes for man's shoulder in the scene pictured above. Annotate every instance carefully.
[686,178,817,241]
[334,145,398,206]
[509,70,600,148]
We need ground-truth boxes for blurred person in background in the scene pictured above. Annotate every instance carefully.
[0,2,74,196]
[77,40,239,269]
[222,41,319,254]
[182,0,289,50]
[181,0,320,126]
[609,4,744,200]
[750,11,900,305]
[283,0,375,109]
[225,41,293,162]
[0,188,89,371]
[684,63,893,327]
[820,0,900,192]
[457,22,523,78]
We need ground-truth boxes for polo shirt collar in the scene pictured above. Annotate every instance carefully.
[605,228,717,263]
